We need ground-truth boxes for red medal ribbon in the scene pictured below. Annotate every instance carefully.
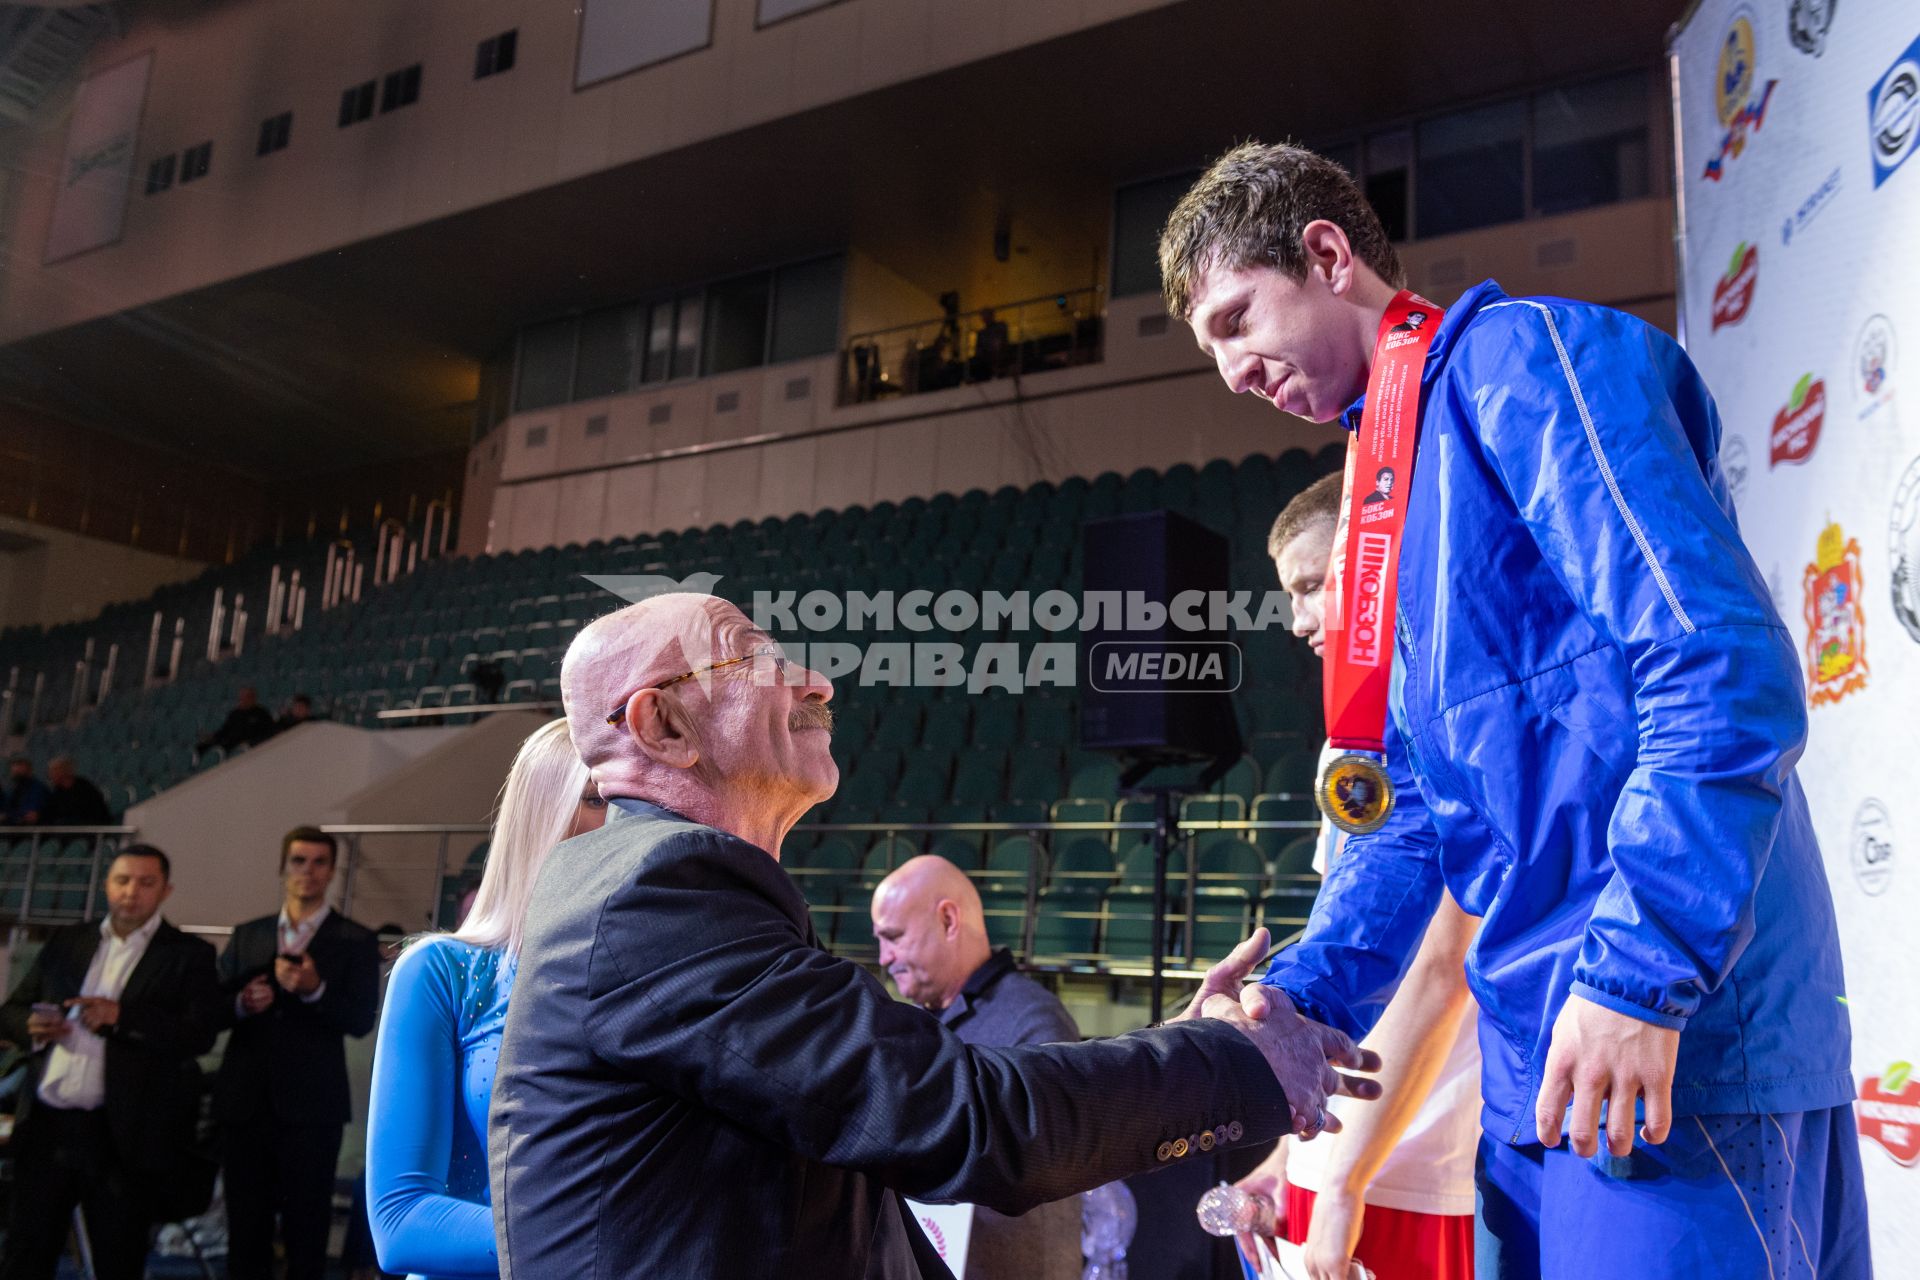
[1322,290,1443,756]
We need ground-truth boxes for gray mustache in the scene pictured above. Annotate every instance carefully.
[789,704,834,734]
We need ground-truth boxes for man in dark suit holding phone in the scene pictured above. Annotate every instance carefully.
[214,826,380,1280]
[0,844,222,1280]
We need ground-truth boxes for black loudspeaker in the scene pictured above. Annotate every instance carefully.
[1079,510,1243,768]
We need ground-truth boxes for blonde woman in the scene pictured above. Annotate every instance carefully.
[366,720,606,1280]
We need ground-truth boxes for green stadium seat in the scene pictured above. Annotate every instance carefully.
[1021,697,1074,745]
[1099,886,1162,961]
[971,700,1019,748]
[1273,834,1319,877]
[1249,793,1314,859]
[949,752,1005,805]
[1187,889,1253,961]
[1049,836,1116,893]
[1033,887,1102,960]
[1049,796,1109,829]
[980,889,1028,954]
[860,835,919,885]
[1067,758,1122,802]
[1196,838,1266,897]
[1267,748,1321,796]
[928,830,984,870]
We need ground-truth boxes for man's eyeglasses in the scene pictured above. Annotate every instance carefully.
[605,647,791,726]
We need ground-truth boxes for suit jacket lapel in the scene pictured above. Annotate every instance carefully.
[118,920,176,1008]
[63,926,102,998]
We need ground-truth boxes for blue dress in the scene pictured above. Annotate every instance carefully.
[367,937,515,1280]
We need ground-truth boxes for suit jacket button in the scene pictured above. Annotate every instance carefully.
[1214,1125,1230,1146]
[1171,1138,1189,1158]
[1227,1121,1244,1142]
[1197,1130,1215,1152]
[1157,1141,1174,1162]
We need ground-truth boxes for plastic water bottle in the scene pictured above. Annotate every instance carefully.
[1195,1182,1277,1238]
[1080,1179,1137,1280]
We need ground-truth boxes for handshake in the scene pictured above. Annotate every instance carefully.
[1172,928,1382,1138]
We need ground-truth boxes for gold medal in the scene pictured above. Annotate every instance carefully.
[1316,752,1395,835]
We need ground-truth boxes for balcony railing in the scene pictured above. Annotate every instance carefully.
[841,288,1105,405]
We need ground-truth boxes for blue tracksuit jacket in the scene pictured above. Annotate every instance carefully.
[1262,281,1854,1146]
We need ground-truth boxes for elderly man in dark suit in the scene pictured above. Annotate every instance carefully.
[489,593,1380,1280]
[0,845,222,1280]
[214,826,381,1280]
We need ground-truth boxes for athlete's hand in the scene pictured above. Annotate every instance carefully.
[1171,928,1272,1024]
[1535,993,1680,1158]
[1303,1187,1366,1280]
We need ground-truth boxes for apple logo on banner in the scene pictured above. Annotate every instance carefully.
[1770,373,1827,467]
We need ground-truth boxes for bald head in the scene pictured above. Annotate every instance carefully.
[562,594,748,775]
[560,593,837,851]
[871,855,993,1011]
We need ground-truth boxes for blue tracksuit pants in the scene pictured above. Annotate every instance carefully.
[1475,1106,1871,1278]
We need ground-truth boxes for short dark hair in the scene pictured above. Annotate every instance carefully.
[1160,141,1406,319]
[280,826,337,870]
[1377,466,1395,482]
[114,843,172,882]
[1267,471,1345,560]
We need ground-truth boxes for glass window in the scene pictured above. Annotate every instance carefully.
[1416,101,1525,238]
[770,256,843,362]
[1111,172,1199,298]
[573,305,644,400]
[1319,141,1360,178]
[703,273,772,376]
[642,301,674,384]
[1364,130,1411,242]
[1532,72,1651,216]
[671,291,703,380]
[576,0,713,88]
[758,0,840,23]
[514,318,577,413]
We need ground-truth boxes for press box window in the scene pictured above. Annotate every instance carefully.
[338,80,375,127]
[381,64,422,113]
[1111,172,1200,298]
[179,142,212,184]
[144,154,175,195]
[1364,130,1412,243]
[1416,101,1526,238]
[1531,72,1651,215]
[475,30,518,79]
[256,111,293,157]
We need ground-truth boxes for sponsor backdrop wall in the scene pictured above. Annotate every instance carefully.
[1673,0,1917,1260]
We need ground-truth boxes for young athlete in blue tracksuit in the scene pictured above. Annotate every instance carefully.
[1161,142,1869,1279]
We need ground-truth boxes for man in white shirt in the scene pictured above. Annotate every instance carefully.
[1236,473,1482,1280]
[0,845,222,1280]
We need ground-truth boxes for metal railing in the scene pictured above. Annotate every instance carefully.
[840,287,1104,405]
[788,814,1323,977]
[0,812,1325,984]
[307,810,1322,979]
[0,826,137,925]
